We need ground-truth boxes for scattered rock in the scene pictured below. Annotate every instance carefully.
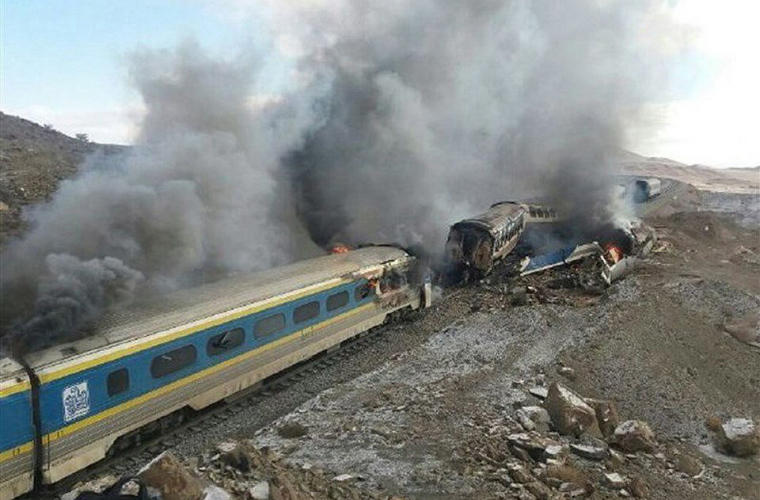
[544,463,587,489]
[248,481,270,500]
[333,473,354,482]
[277,421,308,439]
[543,444,567,460]
[525,480,552,499]
[516,406,551,432]
[138,451,205,500]
[613,420,657,453]
[529,387,549,400]
[204,485,231,500]
[507,464,534,484]
[216,441,251,472]
[60,475,119,500]
[715,418,760,457]
[558,366,576,380]
[705,416,722,433]
[628,477,648,498]
[584,398,620,438]
[607,449,626,469]
[603,472,627,489]
[544,383,599,437]
[674,454,702,476]
[570,443,608,461]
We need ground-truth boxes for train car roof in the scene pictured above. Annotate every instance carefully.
[22,246,411,370]
[453,202,524,230]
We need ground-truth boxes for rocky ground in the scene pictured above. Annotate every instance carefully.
[0,112,125,243]
[60,189,759,500]
[4,115,757,498]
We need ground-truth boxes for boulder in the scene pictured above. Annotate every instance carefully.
[584,398,620,438]
[138,451,205,500]
[613,420,657,453]
[543,383,599,437]
[716,418,760,457]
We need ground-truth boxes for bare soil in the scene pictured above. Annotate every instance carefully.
[0,112,125,243]
[243,195,759,499]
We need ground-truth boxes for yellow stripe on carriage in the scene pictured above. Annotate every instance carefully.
[0,380,31,398]
[36,278,352,385]
[0,441,33,464]
[39,302,374,447]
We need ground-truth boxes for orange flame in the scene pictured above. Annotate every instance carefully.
[604,243,623,264]
[329,243,351,254]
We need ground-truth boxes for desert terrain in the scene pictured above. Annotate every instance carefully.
[2,115,758,500]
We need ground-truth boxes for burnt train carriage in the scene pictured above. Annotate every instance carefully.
[0,247,430,499]
[445,201,526,276]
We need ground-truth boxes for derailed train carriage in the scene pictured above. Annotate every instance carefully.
[445,201,527,277]
[0,246,431,499]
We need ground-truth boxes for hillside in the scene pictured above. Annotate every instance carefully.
[0,112,126,243]
[617,151,759,194]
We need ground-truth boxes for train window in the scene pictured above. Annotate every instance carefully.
[150,345,197,378]
[293,301,320,324]
[107,368,129,396]
[207,327,245,356]
[326,291,349,311]
[254,313,285,339]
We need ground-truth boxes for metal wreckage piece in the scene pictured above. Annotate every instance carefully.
[519,221,656,286]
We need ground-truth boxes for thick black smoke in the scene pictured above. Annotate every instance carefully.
[276,0,678,246]
[0,1,682,354]
[0,42,321,354]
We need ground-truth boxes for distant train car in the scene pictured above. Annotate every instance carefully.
[0,247,431,499]
[446,201,526,276]
[633,178,661,203]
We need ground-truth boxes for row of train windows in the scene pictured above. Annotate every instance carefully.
[529,207,557,218]
[104,286,367,397]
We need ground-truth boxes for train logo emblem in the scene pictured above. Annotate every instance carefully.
[62,381,90,422]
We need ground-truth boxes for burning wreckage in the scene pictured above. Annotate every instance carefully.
[445,200,656,289]
[520,220,656,286]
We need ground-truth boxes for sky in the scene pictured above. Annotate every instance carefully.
[1,0,759,168]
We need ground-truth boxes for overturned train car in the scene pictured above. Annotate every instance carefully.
[0,246,432,499]
[446,201,527,276]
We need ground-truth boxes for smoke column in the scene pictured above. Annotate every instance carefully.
[0,1,682,352]
[0,42,321,353]
[270,0,680,244]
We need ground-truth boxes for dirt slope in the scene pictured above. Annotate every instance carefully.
[0,112,126,243]
[617,151,759,194]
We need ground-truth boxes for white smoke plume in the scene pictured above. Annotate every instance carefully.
[0,1,684,352]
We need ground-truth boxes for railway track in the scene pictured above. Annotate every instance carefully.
[35,309,417,499]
